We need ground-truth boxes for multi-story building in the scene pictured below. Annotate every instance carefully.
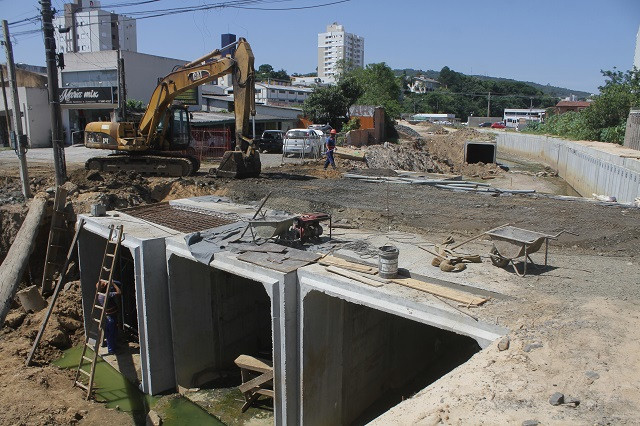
[53,0,137,54]
[317,23,364,79]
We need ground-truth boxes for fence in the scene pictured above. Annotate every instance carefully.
[190,128,232,160]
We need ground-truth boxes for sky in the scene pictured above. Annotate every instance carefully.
[2,0,639,94]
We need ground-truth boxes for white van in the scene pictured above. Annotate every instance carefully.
[282,128,323,157]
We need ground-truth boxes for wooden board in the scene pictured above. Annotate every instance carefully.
[390,277,488,306]
[234,354,273,373]
[238,370,273,394]
[325,266,385,287]
[318,255,378,275]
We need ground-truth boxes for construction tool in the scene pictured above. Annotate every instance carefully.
[40,187,69,296]
[26,219,84,366]
[73,224,123,399]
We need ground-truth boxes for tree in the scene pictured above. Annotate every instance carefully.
[526,68,640,144]
[256,64,290,82]
[303,85,350,129]
[349,62,402,119]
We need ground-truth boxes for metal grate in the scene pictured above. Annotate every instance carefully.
[121,202,236,233]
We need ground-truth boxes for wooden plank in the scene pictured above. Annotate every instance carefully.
[234,354,273,374]
[318,255,378,275]
[238,370,273,394]
[325,266,384,287]
[390,277,488,306]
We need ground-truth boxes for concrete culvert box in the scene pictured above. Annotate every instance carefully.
[301,290,481,424]
[165,242,300,425]
[77,217,176,395]
[464,141,497,164]
[167,255,273,390]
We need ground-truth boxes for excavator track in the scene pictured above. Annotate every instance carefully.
[85,153,200,177]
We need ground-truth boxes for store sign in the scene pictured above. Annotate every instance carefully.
[58,86,117,104]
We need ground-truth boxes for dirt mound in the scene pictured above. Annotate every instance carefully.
[394,124,422,139]
[416,122,449,134]
[3,280,84,365]
[65,170,219,214]
[0,203,27,264]
[0,279,132,425]
[364,142,453,174]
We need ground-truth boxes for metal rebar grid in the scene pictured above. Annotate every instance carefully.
[121,202,236,233]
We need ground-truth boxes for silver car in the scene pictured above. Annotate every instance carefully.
[282,129,323,157]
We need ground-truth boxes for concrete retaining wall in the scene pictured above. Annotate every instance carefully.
[496,133,640,203]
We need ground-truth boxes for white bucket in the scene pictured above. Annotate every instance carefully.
[378,245,399,279]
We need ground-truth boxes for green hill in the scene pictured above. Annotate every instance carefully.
[394,68,591,99]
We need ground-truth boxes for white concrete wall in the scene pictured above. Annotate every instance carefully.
[496,133,640,203]
[0,87,51,148]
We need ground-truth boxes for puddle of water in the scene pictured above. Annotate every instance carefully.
[186,387,273,426]
[54,346,223,425]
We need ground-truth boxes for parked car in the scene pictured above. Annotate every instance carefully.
[282,129,323,157]
[255,130,285,153]
[491,122,506,129]
[308,123,333,134]
[478,122,493,127]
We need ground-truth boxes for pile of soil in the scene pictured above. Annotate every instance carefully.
[65,169,219,215]
[367,122,504,178]
[364,142,453,173]
[0,281,132,425]
[416,122,449,134]
[3,280,84,364]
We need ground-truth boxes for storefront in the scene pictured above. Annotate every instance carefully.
[59,86,118,145]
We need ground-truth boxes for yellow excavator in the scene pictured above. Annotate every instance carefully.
[84,38,260,178]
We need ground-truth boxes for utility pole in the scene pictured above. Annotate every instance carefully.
[0,65,11,147]
[41,0,67,185]
[487,92,491,118]
[2,20,32,198]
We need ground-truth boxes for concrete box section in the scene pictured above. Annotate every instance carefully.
[77,214,177,395]
[464,141,496,164]
[296,264,507,425]
[165,238,299,425]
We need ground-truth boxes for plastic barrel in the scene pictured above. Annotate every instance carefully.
[378,245,399,279]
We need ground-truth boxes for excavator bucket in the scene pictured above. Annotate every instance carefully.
[216,151,261,178]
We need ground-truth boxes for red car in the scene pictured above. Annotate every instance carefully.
[491,122,506,129]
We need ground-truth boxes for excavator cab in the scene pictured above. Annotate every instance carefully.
[155,105,192,150]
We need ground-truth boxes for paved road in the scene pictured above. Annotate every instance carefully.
[0,146,285,170]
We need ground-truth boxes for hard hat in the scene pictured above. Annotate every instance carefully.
[330,129,337,134]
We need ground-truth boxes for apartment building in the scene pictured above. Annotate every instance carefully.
[53,0,137,54]
[317,23,364,78]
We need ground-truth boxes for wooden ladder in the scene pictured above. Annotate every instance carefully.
[41,187,69,296]
[73,224,123,400]
[26,219,85,366]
